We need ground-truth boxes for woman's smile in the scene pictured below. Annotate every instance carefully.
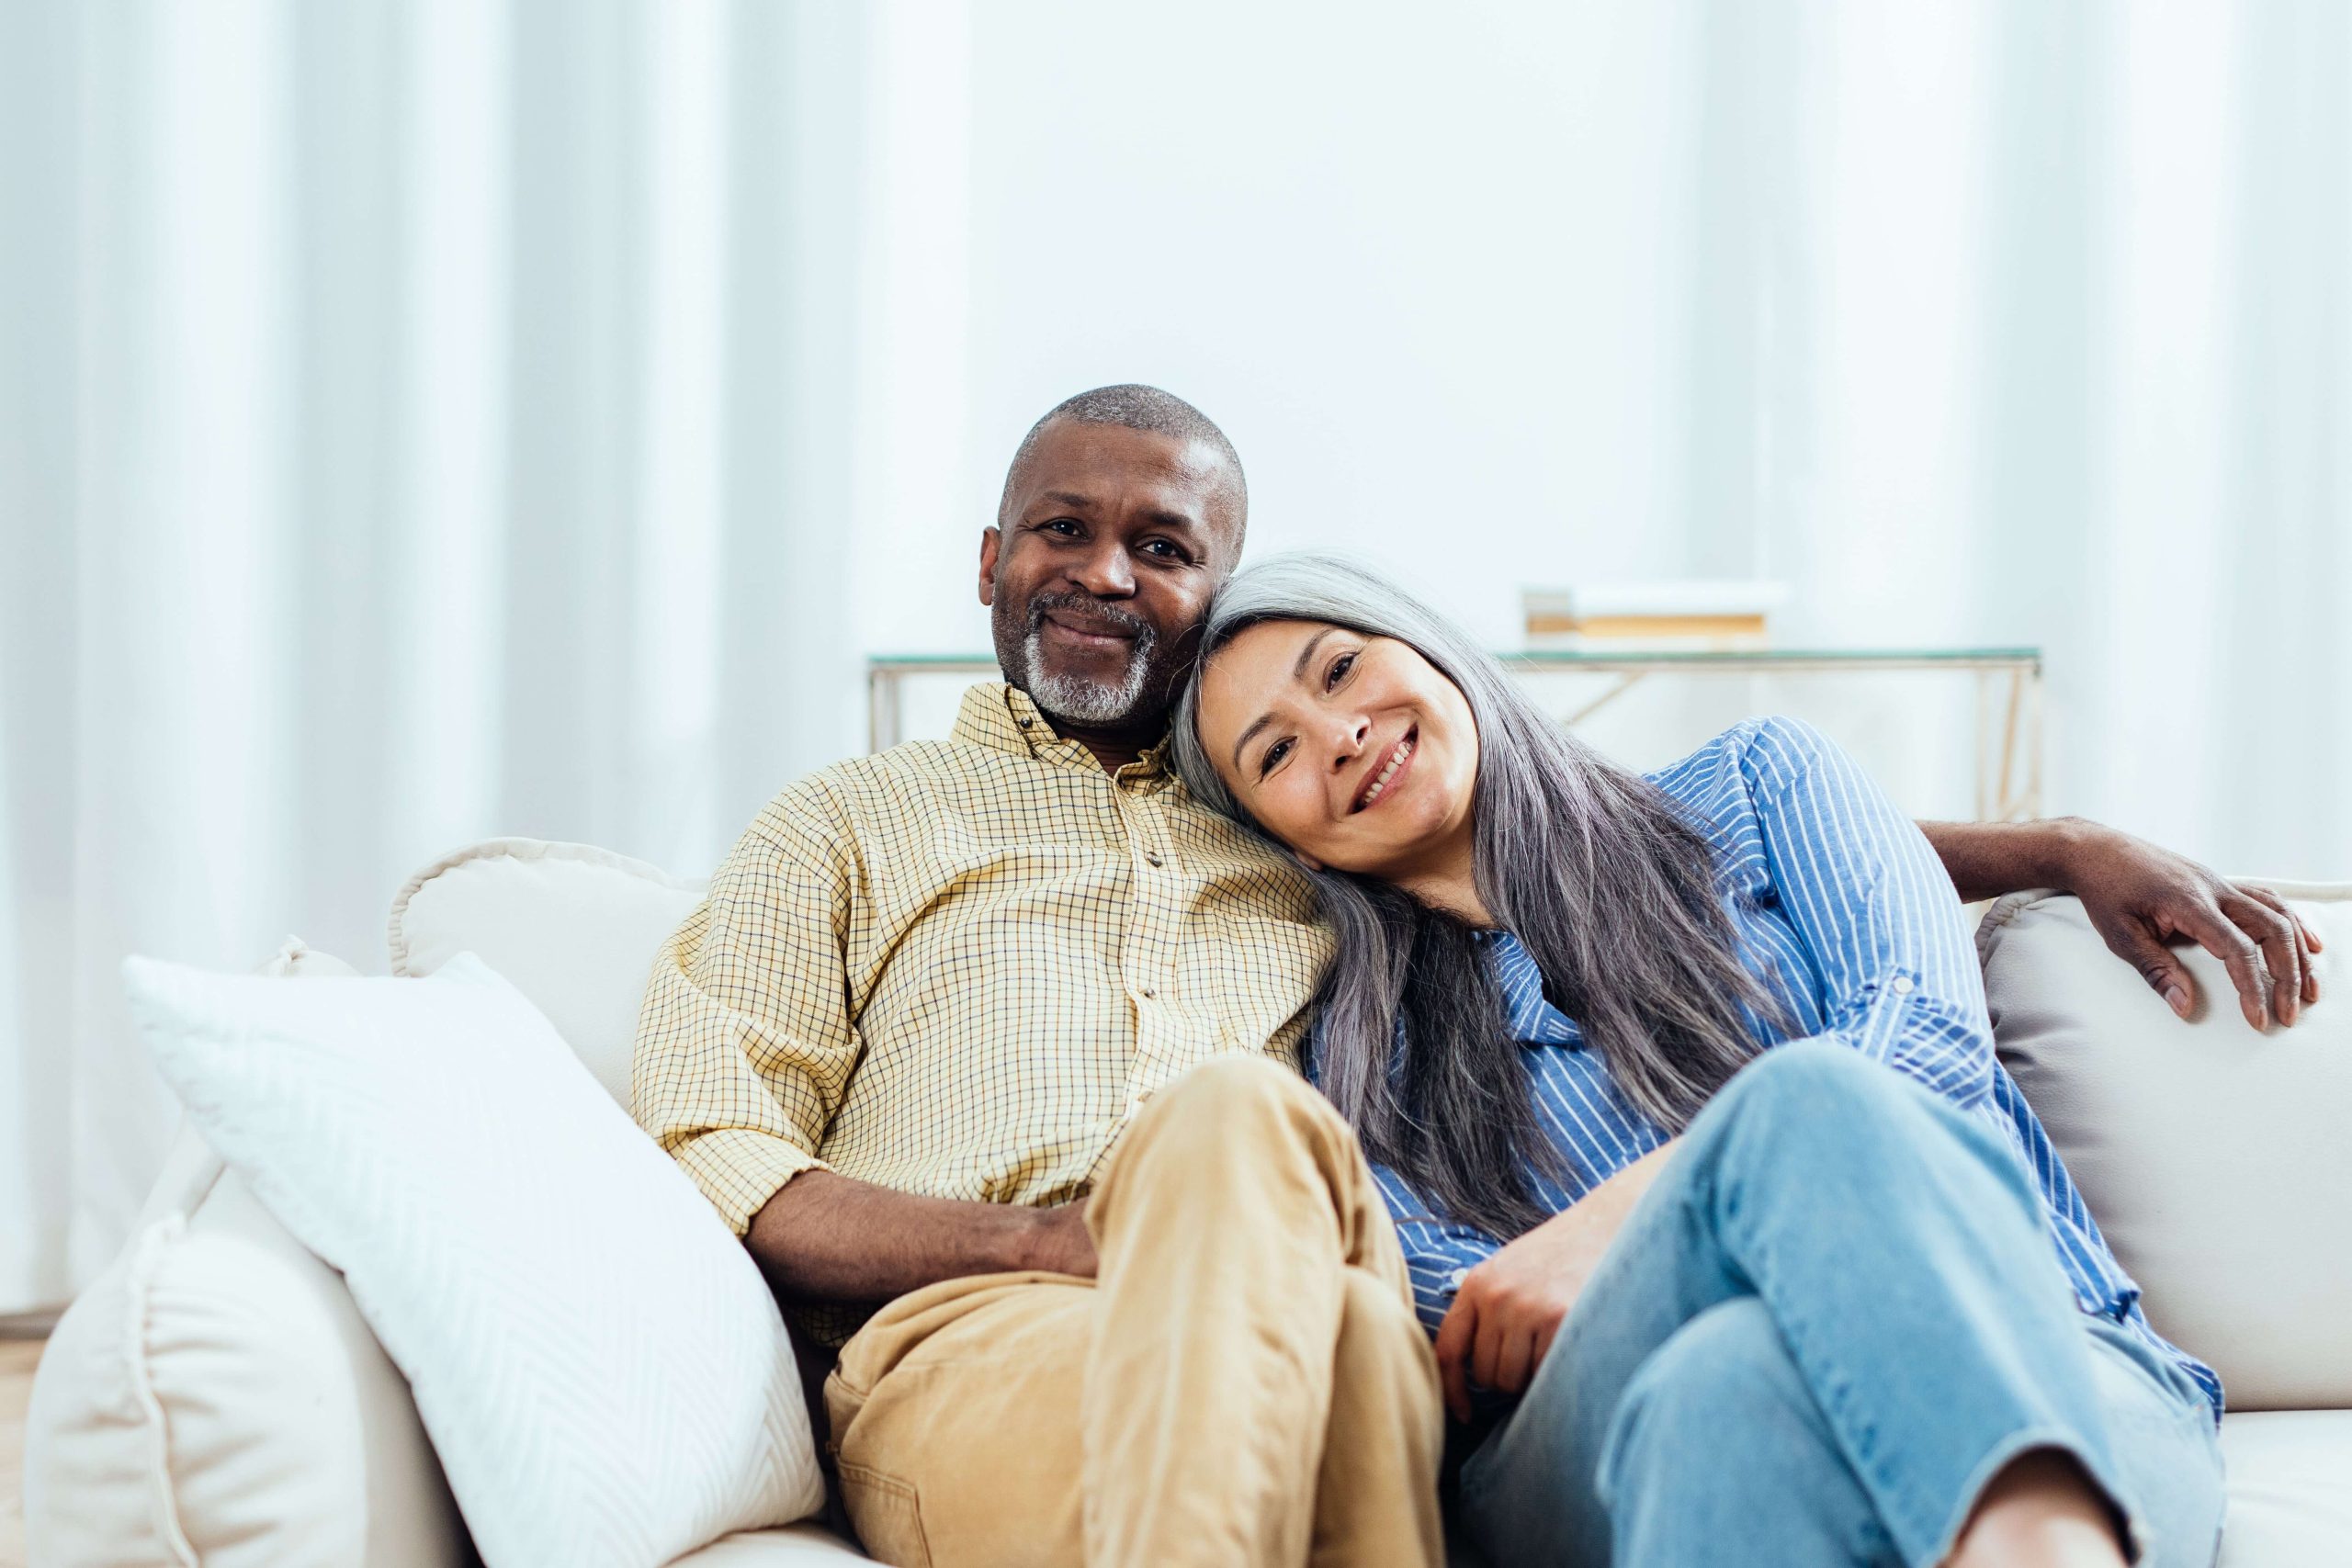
[1351,727,1418,813]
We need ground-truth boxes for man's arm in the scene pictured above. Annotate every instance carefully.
[1917,817,2321,1029]
[634,785,1101,1312]
[743,1172,1097,1307]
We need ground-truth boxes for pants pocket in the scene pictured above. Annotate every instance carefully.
[838,1460,933,1568]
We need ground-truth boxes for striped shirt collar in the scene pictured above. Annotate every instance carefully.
[950,681,1175,784]
[1485,930,1583,1048]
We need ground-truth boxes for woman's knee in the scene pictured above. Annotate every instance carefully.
[1703,1040,2026,1202]
[1715,1036,1899,1126]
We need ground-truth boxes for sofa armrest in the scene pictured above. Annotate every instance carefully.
[25,1167,478,1567]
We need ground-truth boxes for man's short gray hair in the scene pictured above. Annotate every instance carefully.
[998,384,1247,534]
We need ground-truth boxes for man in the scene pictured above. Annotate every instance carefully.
[633,385,2319,1568]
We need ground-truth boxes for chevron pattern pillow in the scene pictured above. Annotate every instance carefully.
[121,952,825,1568]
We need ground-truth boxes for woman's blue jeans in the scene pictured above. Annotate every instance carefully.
[1453,1039,2225,1568]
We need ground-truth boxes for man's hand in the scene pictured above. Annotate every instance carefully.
[2064,825,2323,1030]
[1022,1197,1100,1278]
[1430,1143,1672,1421]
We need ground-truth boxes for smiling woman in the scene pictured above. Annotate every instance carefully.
[1193,621,1483,904]
[1170,553,1770,1245]
[1168,554,2237,1568]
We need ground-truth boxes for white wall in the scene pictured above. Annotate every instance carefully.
[853,0,2351,874]
[865,2,1704,661]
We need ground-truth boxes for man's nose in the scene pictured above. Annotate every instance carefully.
[1065,542,1136,599]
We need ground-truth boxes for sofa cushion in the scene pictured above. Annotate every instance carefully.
[120,951,824,1568]
[24,1180,472,1567]
[2217,1410,2352,1567]
[1978,883,2352,1411]
[25,938,473,1568]
[390,837,704,1106]
[672,1526,877,1563]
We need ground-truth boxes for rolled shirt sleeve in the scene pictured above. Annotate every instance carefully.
[1735,716,1997,1113]
[630,783,866,1235]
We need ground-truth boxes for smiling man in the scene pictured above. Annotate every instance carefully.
[980,394,1244,756]
[632,384,2318,1568]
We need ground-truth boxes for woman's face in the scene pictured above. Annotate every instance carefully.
[1195,619,1480,880]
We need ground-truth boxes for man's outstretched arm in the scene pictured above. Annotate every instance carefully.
[1917,816,2322,1029]
[743,1172,1097,1306]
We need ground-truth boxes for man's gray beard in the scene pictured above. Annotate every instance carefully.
[1019,624,1157,726]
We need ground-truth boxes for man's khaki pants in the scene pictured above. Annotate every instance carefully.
[823,1055,1445,1568]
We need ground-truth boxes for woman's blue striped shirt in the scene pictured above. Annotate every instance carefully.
[1318,716,2222,1420]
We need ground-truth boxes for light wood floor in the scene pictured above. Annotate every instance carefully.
[1,1337,41,1568]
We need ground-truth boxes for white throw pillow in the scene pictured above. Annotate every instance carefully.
[1979,884,2352,1411]
[28,938,476,1568]
[389,838,705,1105]
[120,951,825,1568]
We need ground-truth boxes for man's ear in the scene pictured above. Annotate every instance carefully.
[978,526,1001,606]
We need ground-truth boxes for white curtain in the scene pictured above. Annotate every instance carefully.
[0,0,873,1314]
[6,0,2350,1317]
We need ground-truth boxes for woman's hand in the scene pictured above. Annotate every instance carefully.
[1431,1140,1677,1421]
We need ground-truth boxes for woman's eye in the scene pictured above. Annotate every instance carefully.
[1258,738,1292,777]
[1325,652,1356,689]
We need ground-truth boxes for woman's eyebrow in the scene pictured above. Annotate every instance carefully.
[1231,712,1274,775]
[1290,626,1337,682]
[1228,628,1339,775]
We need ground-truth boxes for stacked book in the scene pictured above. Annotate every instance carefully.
[1522,581,1786,650]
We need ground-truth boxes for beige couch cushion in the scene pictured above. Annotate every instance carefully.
[390,838,704,1105]
[673,1527,878,1564]
[1978,883,2352,1411]
[2218,1410,2352,1568]
[23,940,474,1568]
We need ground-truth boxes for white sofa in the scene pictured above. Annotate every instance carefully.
[22,840,2352,1565]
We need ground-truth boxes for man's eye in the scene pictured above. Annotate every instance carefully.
[1042,519,1081,536]
[1258,738,1292,778]
[1325,652,1356,690]
[1141,539,1185,559]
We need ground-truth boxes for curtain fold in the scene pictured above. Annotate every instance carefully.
[0,0,870,1314]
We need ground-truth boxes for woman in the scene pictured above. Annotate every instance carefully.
[1168,555,2226,1568]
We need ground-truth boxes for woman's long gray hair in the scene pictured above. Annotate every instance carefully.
[1170,554,1775,1240]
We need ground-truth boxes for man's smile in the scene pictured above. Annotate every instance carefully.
[1041,610,1138,652]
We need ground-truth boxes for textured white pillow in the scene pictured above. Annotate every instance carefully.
[28,938,473,1568]
[1979,884,2352,1411]
[120,951,825,1568]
